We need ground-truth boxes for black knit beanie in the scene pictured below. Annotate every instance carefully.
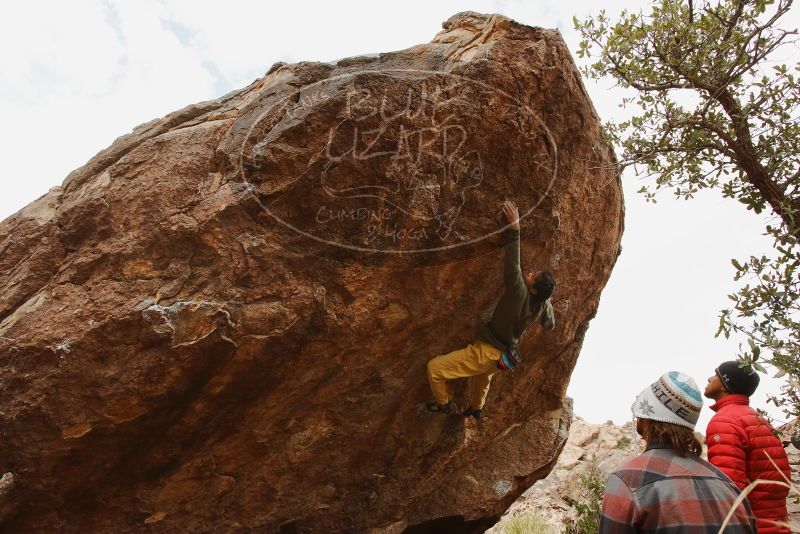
[716,361,760,397]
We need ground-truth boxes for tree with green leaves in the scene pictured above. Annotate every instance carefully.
[574,0,799,420]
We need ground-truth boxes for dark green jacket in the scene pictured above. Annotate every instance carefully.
[475,228,555,351]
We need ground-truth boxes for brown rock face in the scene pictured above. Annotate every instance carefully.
[0,12,623,533]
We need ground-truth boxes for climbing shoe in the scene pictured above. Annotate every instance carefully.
[463,407,483,420]
[425,400,455,414]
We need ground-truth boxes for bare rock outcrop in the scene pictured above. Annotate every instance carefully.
[778,420,800,530]
[0,11,623,533]
[488,417,640,532]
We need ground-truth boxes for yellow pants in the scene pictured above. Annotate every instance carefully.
[426,340,504,410]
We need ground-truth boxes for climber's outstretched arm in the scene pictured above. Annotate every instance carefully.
[501,200,523,289]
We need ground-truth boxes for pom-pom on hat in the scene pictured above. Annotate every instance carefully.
[631,371,703,430]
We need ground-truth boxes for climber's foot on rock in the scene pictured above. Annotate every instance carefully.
[425,400,455,414]
[463,407,483,420]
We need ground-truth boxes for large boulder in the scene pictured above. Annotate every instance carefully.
[0,11,623,533]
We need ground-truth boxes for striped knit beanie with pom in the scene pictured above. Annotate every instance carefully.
[631,371,703,430]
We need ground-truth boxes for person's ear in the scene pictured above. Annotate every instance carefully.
[638,418,651,440]
[716,374,729,393]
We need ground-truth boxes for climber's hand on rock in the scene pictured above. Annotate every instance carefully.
[502,200,520,230]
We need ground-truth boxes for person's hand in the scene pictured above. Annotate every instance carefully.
[502,200,520,230]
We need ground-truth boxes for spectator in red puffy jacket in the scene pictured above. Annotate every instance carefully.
[704,361,792,534]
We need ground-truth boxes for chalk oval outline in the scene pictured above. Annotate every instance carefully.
[239,68,558,254]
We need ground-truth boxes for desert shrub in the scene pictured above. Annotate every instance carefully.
[563,462,605,534]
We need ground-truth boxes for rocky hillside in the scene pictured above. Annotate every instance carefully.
[487,417,640,532]
[780,420,800,528]
[489,417,800,533]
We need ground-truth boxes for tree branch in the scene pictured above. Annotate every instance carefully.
[722,0,745,43]
[715,87,800,233]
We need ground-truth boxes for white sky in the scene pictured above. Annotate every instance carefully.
[1,0,796,431]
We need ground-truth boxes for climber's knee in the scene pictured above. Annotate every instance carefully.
[427,357,441,380]
[427,358,436,377]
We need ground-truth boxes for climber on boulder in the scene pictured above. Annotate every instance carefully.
[425,199,556,420]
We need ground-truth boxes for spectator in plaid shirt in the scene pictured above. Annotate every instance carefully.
[600,372,757,533]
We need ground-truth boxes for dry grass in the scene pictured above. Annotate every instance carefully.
[496,512,560,534]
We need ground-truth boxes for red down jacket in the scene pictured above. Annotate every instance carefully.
[706,394,791,534]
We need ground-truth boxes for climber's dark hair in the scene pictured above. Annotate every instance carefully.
[532,271,556,301]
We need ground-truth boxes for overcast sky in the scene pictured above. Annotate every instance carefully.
[1,0,796,431]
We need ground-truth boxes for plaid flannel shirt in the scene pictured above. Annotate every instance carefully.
[600,443,757,533]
